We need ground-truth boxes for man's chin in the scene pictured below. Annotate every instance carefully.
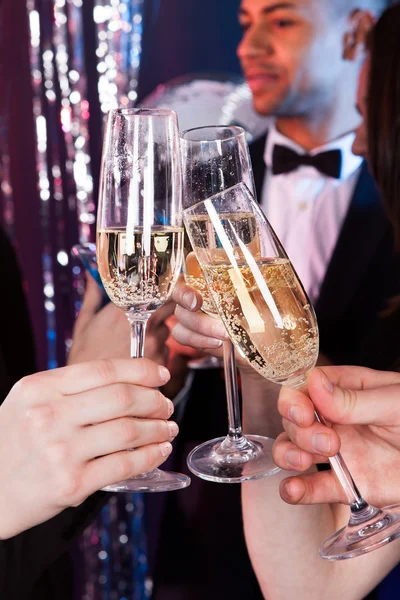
[251,94,285,117]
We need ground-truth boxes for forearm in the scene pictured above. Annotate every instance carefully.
[242,473,400,600]
[242,469,337,599]
[240,369,282,438]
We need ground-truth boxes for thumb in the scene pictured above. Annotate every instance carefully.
[74,274,103,334]
[172,282,203,312]
[308,368,400,428]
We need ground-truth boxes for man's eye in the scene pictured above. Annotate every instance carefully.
[273,19,295,28]
[239,22,251,31]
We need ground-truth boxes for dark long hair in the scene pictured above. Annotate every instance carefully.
[367,3,400,245]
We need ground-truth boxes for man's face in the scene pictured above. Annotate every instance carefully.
[237,0,348,117]
[352,58,369,158]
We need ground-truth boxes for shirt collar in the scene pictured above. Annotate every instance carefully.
[264,118,363,181]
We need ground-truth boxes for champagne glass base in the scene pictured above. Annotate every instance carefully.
[320,504,400,560]
[187,435,280,483]
[101,468,191,493]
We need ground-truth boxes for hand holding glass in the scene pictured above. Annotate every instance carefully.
[97,108,190,493]
[185,181,400,560]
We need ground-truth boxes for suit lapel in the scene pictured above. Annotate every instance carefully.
[249,134,267,202]
[248,137,391,320]
[315,161,389,319]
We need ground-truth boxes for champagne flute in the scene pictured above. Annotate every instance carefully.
[180,125,243,370]
[97,107,190,493]
[181,125,280,482]
[181,126,253,319]
[185,181,400,560]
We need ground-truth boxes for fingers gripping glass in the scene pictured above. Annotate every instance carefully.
[185,182,400,559]
[96,108,190,493]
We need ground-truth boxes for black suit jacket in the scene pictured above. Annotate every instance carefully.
[0,226,108,599]
[250,134,400,367]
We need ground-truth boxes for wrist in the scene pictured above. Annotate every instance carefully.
[239,367,277,395]
[240,372,282,437]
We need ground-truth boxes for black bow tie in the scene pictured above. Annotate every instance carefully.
[272,144,342,179]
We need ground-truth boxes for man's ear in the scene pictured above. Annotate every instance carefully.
[343,9,375,61]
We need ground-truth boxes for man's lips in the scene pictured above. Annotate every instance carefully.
[244,70,281,92]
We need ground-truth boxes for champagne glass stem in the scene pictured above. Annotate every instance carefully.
[127,314,150,359]
[313,411,380,524]
[223,340,243,441]
[293,379,375,519]
[126,313,152,479]
[314,411,366,510]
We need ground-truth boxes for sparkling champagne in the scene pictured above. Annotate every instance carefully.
[184,212,259,317]
[97,226,184,312]
[183,232,217,316]
[201,258,319,384]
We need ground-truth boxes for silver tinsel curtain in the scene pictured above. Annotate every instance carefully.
[1,0,145,370]
[0,1,152,598]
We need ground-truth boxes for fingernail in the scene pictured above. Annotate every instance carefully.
[168,421,179,439]
[158,366,170,383]
[208,337,223,348]
[281,480,294,501]
[166,399,174,418]
[286,450,301,468]
[183,292,197,310]
[159,442,173,457]
[214,322,229,340]
[319,370,334,393]
[312,433,331,454]
[289,405,303,426]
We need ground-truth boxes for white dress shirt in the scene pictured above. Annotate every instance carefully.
[260,121,363,304]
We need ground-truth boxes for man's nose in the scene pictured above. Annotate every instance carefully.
[237,25,273,60]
